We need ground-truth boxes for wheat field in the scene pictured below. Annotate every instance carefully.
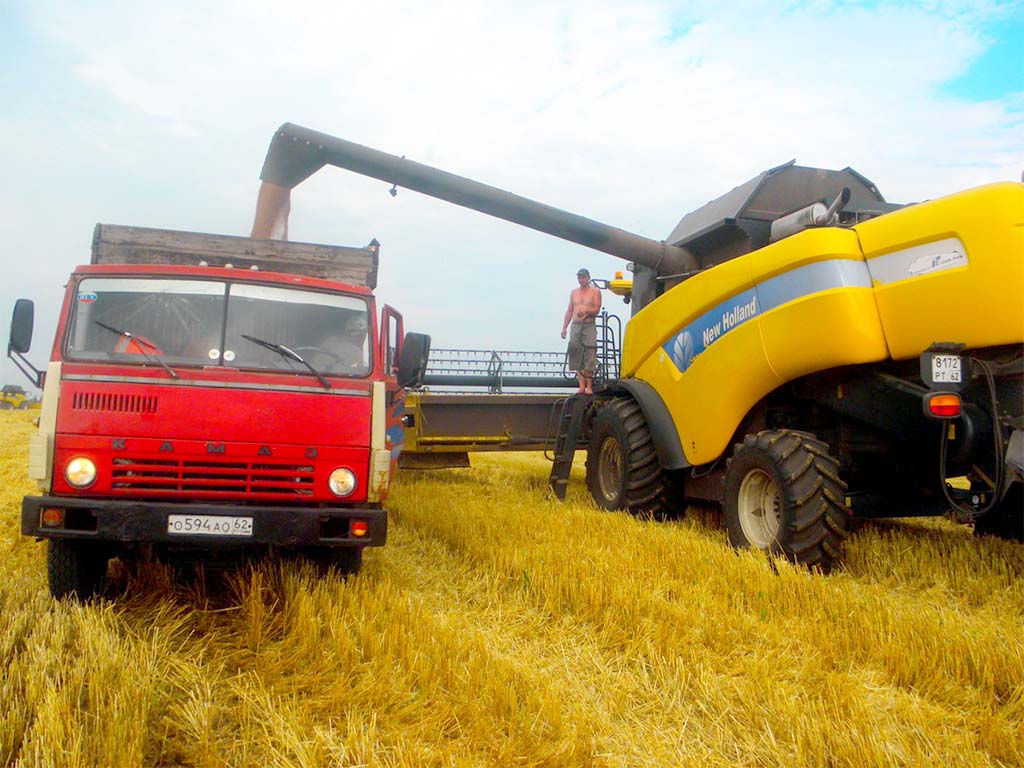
[1,409,1022,767]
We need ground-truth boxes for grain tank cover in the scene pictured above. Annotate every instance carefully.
[665,161,903,268]
[92,223,380,288]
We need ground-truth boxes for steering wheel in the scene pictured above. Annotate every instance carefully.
[293,346,343,367]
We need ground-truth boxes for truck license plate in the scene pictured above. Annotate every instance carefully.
[931,354,962,384]
[167,514,253,537]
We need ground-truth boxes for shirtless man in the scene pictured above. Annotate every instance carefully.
[561,267,602,394]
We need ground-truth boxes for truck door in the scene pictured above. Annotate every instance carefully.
[379,305,406,470]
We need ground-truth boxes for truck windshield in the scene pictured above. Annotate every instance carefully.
[66,277,372,377]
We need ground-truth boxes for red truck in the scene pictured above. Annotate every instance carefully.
[7,224,429,600]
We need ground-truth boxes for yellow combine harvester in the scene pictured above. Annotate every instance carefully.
[253,124,1023,571]
[0,384,29,409]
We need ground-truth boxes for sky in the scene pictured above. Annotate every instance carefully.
[1,0,1022,392]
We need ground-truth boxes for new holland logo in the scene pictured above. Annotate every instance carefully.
[665,292,759,373]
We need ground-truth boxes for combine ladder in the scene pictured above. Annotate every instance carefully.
[547,395,589,501]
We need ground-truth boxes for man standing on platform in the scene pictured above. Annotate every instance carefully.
[561,267,602,395]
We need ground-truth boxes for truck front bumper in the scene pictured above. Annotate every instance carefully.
[21,496,386,548]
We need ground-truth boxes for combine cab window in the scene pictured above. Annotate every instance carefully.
[66,277,372,377]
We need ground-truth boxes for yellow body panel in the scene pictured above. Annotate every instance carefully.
[741,229,890,380]
[623,254,752,377]
[627,228,890,465]
[635,320,778,465]
[621,182,1024,466]
[855,182,1024,359]
[758,288,888,383]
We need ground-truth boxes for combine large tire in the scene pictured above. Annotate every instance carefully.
[973,484,1024,542]
[47,539,109,601]
[585,397,678,518]
[723,429,851,573]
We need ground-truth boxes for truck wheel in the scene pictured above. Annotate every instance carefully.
[47,539,109,600]
[973,484,1024,542]
[723,430,851,573]
[585,397,677,518]
[302,546,363,576]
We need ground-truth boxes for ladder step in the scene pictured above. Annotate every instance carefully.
[548,395,589,501]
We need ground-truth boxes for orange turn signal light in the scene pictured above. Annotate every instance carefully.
[926,392,961,418]
[350,520,369,538]
[40,508,65,528]
[614,271,624,279]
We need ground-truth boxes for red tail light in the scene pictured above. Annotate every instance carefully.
[350,520,369,538]
[926,392,961,418]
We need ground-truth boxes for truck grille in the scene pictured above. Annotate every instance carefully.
[73,391,158,414]
[111,456,315,497]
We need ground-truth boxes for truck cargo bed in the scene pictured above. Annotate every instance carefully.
[91,223,379,287]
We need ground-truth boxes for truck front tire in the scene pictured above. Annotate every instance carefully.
[723,430,851,573]
[301,546,363,576]
[47,539,109,601]
[585,397,678,518]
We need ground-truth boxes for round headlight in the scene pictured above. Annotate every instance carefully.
[328,467,357,497]
[65,457,97,488]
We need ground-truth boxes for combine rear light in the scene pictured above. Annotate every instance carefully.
[350,520,369,538]
[64,457,97,488]
[40,508,64,528]
[925,392,962,419]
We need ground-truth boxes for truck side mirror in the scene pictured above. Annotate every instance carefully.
[9,299,34,354]
[397,332,431,389]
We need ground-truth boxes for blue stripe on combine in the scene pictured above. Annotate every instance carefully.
[662,259,871,373]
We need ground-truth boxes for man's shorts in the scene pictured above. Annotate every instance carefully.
[567,321,597,373]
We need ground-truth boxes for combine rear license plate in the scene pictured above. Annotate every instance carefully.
[931,354,962,384]
[167,514,253,537]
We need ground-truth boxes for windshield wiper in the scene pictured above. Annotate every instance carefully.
[241,334,332,390]
[95,321,178,379]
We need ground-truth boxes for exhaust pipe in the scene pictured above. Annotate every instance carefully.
[769,187,852,243]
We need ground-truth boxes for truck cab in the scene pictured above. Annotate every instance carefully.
[9,224,429,600]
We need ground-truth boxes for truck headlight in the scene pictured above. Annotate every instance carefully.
[65,457,97,488]
[328,467,357,497]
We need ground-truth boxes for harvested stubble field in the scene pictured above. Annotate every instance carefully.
[1,410,1023,767]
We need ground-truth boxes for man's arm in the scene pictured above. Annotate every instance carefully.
[561,294,574,339]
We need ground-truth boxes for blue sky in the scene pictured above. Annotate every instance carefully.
[944,14,1024,99]
[1,0,1022,390]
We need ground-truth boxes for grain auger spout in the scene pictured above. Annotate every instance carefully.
[251,123,697,280]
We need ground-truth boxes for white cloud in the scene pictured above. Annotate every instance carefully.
[2,0,1021,387]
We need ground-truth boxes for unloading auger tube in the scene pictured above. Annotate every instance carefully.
[251,123,697,279]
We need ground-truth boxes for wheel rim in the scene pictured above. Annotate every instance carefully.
[737,468,782,548]
[597,436,624,504]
